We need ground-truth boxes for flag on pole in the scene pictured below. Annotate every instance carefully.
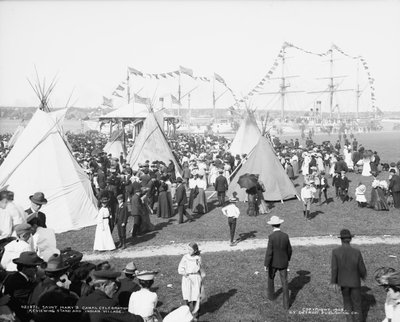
[171,94,181,106]
[179,65,193,77]
[112,91,123,98]
[134,94,150,105]
[128,67,143,76]
[103,96,113,107]
[214,73,226,85]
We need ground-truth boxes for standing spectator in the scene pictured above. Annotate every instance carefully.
[331,229,367,322]
[25,192,47,228]
[337,170,350,203]
[178,242,204,320]
[389,169,400,209]
[175,178,193,224]
[93,196,116,251]
[215,169,228,206]
[115,194,129,249]
[264,216,292,310]
[221,197,240,246]
[301,181,316,220]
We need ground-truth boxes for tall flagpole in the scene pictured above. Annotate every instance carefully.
[127,69,130,104]
[178,73,181,119]
[212,75,216,122]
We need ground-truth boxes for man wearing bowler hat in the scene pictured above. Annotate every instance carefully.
[25,192,47,228]
[331,229,367,322]
[264,216,292,310]
[3,251,44,321]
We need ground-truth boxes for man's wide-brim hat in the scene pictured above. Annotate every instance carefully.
[136,270,158,281]
[267,216,284,225]
[45,253,70,272]
[338,229,354,239]
[13,251,44,266]
[123,262,137,275]
[29,192,47,205]
[92,269,121,280]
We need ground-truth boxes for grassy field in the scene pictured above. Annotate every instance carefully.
[57,171,400,252]
[91,244,399,322]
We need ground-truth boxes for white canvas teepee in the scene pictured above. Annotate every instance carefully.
[228,136,299,202]
[0,109,98,233]
[229,114,261,157]
[126,112,181,175]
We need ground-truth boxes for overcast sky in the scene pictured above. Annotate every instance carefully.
[0,0,399,111]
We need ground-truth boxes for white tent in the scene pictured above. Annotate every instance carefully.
[126,112,181,175]
[0,109,98,233]
[229,114,261,157]
[7,124,25,148]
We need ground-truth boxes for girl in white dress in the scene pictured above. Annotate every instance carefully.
[93,196,116,251]
[178,242,205,320]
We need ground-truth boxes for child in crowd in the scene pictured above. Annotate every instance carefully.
[301,180,316,220]
[355,183,368,208]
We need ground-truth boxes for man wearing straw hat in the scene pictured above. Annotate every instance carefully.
[331,229,367,322]
[264,215,292,310]
[114,261,140,307]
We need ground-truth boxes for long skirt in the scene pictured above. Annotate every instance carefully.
[370,187,389,211]
[192,189,208,214]
[157,191,174,218]
[93,219,116,251]
[139,206,155,234]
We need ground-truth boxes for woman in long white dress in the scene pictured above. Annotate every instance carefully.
[93,197,116,251]
[361,156,372,177]
[178,242,204,320]
[329,154,337,177]
[301,153,310,176]
[343,146,354,171]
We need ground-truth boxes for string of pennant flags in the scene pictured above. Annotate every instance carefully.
[103,43,377,113]
[230,42,378,113]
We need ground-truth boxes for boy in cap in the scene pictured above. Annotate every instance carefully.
[331,229,367,322]
[264,216,292,310]
[301,181,316,220]
[115,194,129,249]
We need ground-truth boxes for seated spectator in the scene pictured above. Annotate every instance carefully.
[1,223,33,271]
[25,192,48,228]
[29,217,59,261]
[114,262,140,308]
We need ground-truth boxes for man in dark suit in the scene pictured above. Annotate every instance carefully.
[115,194,129,249]
[331,229,367,322]
[215,169,228,206]
[264,216,292,310]
[3,251,44,321]
[25,192,47,228]
[337,170,350,203]
[131,188,145,238]
[389,169,400,208]
[335,157,349,174]
[114,262,140,308]
[175,177,193,224]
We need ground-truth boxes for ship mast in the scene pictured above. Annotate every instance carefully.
[259,47,303,119]
[308,46,353,119]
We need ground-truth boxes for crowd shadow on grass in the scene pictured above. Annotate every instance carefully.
[153,219,175,232]
[361,286,376,321]
[201,289,237,315]
[288,270,311,308]
[127,231,158,246]
[308,210,324,220]
[236,231,257,244]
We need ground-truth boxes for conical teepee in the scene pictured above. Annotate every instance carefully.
[103,129,126,159]
[0,109,98,233]
[229,114,261,157]
[228,136,299,201]
[126,112,181,175]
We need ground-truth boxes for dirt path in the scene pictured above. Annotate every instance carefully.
[83,235,400,261]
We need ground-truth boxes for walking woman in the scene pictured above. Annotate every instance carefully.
[178,242,205,321]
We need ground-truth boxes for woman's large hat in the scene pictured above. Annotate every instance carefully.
[12,251,44,266]
[136,270,158,281]
[29,192,47,205]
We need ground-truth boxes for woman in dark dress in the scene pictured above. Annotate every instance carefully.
[157,183,173,218]
[370,171,389,211]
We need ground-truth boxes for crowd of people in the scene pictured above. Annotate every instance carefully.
[1,126,400,321]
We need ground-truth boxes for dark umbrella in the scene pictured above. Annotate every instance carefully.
[237,173,258,189]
